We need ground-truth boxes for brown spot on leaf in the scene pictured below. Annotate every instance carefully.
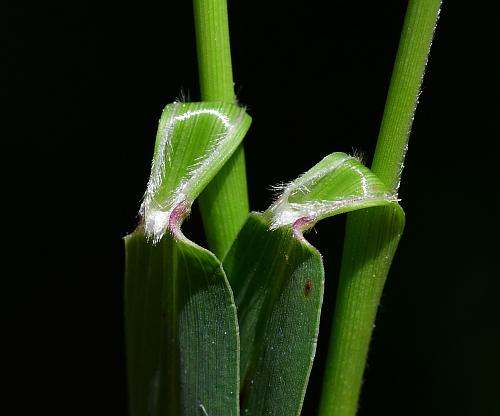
[304,280,312,297]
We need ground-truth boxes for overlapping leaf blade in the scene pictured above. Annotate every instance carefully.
[223,152,400,416]
[223,213,323,415]
[125,232,239,415]
[125,102,251,416]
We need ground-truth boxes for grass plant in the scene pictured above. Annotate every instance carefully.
[124,1,442,414]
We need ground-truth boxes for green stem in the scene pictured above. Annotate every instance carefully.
[193,0,249,258]
[319,1,441,415]
[371,0,442,193]
[192,0,235,102]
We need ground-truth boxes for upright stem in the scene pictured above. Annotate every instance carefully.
[319,1,441,415]
[371,0,442,193]
[193,0,250,258]
[193,0,235,102]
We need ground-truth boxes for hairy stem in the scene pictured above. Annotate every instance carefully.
[319,1,442,415]
[371,0,441,193]
[193,0,249,258]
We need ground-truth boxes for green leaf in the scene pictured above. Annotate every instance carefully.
[125,102,250,415]
[125,231,239,416]
[223,212,324,416]
[265,152,397,231]
[141,101,251,243]
[223,152,399,416]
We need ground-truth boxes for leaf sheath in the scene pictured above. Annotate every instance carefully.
[319,1,441,415]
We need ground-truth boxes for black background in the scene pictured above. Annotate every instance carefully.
[7,0,499,415]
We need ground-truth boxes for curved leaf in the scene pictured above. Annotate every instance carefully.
[125,231,239,416]
[266,152,397,230]
[223,152,400,416]
[125,102,251,416]
[141,101,251,243]
[223,213,323,416]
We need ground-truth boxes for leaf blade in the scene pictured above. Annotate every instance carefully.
[125,101,250,415]
[223,213,323,416]
[141,101,251,243]
[266,152,397,230]
[223,153,402,416]
[125,231,239,416]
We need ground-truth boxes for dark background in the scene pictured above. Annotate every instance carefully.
[7,0,498,415]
